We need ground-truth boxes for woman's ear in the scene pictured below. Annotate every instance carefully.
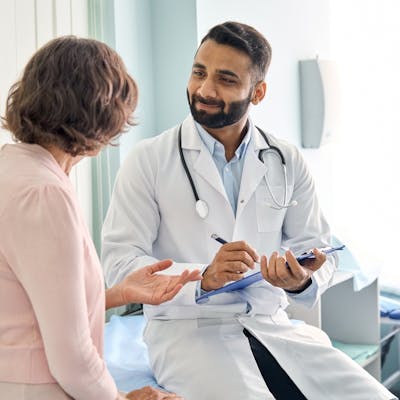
[251,81,267,105]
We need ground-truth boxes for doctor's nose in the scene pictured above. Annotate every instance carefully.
[197,78,217,99]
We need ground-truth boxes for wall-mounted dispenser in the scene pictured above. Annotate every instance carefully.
[299,58,340,148]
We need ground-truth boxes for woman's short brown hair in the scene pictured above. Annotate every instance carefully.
[2,36,137,156]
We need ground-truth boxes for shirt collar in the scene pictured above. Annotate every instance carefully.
[194,121,252,161]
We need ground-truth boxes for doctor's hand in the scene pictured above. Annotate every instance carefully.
[124,386,183,399]
[201,241,259,291]
[106,260,202,309]
[260,249,326,293]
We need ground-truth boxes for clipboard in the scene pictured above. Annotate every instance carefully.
[195,245,345,304]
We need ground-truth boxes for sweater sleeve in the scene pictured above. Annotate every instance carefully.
[2,184,118,400]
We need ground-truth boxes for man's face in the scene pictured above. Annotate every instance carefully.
[187,40,255,129]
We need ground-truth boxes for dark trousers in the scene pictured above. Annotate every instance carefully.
[243,329,308,400]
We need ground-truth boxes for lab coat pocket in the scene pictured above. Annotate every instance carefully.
[255,185,286,232]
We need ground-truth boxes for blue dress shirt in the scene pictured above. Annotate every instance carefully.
[194,121,251,214]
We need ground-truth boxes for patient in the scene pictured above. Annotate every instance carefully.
[0,36,201,400]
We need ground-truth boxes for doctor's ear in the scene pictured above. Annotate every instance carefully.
[251,81,267,105]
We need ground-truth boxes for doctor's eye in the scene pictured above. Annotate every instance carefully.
[192,70,206,79]
[219,76,237,85]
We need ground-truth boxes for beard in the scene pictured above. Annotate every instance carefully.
[187,89,252,129]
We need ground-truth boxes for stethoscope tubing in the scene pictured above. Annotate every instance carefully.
[178,124,295,218]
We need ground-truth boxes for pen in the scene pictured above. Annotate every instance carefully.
[211,233,228,245]
[211,233,345,266]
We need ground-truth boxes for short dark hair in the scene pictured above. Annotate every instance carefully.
[200,21,272,82]
[2,36,137,156]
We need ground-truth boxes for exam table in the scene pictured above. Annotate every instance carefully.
[104,304,399,393]
[104,314,161,392]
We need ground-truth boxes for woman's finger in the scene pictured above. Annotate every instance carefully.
[147,259,173,274]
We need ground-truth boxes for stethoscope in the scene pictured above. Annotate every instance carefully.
[178,125,297,219]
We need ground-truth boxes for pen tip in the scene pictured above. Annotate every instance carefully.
[211,233,218,239]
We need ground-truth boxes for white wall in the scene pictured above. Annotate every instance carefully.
[0,0,92,231]
[328,0,400,284]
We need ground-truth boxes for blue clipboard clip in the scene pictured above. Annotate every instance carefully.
[195,244,345,304]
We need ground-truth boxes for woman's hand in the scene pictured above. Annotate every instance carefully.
[106,259,202,309]
[125,386,183,399]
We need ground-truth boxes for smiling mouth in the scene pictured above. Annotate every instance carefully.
[196,101,222,112]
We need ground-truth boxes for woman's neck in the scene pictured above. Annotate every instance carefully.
[43,145,82,175]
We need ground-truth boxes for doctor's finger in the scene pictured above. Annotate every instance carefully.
[160,392,183,399]
[225,250,257,269]
[224,261,251,274]
[286,249,325,274]
[224,272,246,282]
[285,251,310,280]
[274,257,293,281]
[285,250,304,273]
[263,252,279,280]
[307,248,326,271]
[223,241,259,262]
[260,255,269,280]
[273,256,292,283]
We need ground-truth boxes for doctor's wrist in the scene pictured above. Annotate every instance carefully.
[200,265,213,291]
[285,277,312,294]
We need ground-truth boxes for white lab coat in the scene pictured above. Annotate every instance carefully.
[102,116,395,400]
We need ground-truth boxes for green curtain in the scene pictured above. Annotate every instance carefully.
[88,0,119,254]
[91,146,120,253]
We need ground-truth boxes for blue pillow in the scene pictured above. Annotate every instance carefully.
[380,295,400,320]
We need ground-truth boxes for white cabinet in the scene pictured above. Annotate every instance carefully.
[286,271,381,380]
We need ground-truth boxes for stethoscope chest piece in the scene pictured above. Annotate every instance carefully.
[196,199,209,219]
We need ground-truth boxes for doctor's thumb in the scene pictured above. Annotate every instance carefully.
[260,255,269,278]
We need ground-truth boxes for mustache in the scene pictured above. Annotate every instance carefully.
[191,94,225,108]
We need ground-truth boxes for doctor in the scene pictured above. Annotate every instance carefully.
[102,22,395,400]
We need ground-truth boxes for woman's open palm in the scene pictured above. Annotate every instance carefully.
[120,260,202,305]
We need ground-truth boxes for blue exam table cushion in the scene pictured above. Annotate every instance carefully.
[104,314,161,392]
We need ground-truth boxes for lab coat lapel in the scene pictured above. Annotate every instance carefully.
[180,117,230,203]
[193,149,229,201]
[236,129,268,219]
